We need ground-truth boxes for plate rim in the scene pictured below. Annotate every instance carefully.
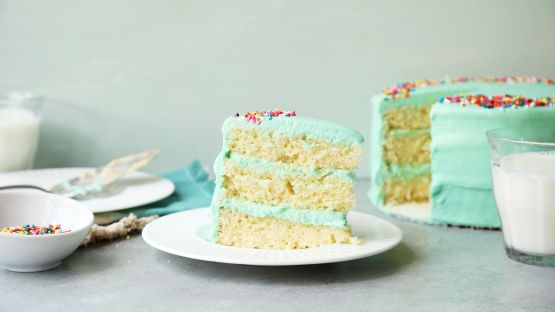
[142,207,403,266]
[0,167,175,213]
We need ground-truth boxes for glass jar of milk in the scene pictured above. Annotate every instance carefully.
[0,92,42,172]
[488,127,555,266]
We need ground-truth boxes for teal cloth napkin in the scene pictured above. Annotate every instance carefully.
[93,160,215,225]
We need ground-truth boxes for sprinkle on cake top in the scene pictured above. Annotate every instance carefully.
[382,76,555,100]
[437,95,554,109]
[234,109,297,125]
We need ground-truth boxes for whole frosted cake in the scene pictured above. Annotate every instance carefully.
[369,76,555,227]
[211,109,364,249]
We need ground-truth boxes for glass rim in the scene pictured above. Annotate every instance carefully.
[0,92,43,105]
[487,127,555,147]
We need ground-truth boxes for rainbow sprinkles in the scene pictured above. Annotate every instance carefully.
[438,95,554,109]
[1,224,68,235]
[234,109,297,125]
[383,76,555,100]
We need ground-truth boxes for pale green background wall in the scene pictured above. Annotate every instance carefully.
[1,0,554,176]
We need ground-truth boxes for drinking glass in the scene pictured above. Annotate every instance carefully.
[0,92,43,172]
[488,127,555,266]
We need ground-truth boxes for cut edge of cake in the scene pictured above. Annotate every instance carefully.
[211,110,364,249]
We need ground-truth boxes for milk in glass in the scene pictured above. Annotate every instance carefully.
[0,107,40,172]
[493,152,555,255]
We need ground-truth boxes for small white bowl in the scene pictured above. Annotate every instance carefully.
[0,190,93,272]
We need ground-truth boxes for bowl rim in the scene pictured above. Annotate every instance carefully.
[0,189,93,240]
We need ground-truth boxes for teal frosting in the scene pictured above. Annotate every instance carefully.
[222,116,364,145]
[369,80,555,227]
[384,164,431,179]
[369,95,386,207]
[430,104,555,227]
[227,153,356,181]
[61,179,104,198]
[219,198,348,228]
[372,80,555,110]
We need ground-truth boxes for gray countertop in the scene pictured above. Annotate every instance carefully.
[1,179,554,312]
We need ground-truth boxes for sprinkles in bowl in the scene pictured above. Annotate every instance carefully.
[1,224,69,236]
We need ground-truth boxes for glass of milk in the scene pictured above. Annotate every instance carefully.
[0,92,42,172]
[488,127,555,266]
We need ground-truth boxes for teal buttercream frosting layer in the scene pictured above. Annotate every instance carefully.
[369,95,385,207]
[227,153,356,181]
[384,164,431,179]
[369,78,555,227]
[222,116,364,145]
[219,198,348,228]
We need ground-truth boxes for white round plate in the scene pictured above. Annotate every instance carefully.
[0,168,175,213]
[142,207,403,266]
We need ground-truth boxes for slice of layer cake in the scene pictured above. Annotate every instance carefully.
[369,76,555,227]
[210,110,364,249]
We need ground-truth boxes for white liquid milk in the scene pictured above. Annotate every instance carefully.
[0,107,40,172]
[493,152,555,255]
